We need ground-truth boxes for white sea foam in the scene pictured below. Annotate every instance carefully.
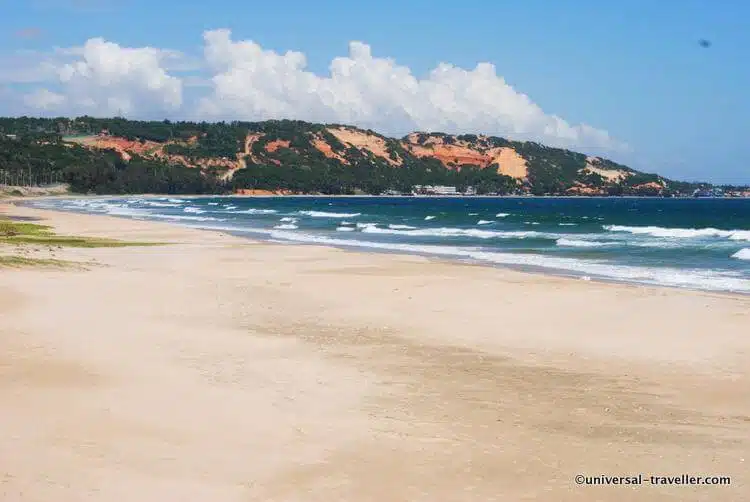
[235,208,278,214]
[496,213,510,217]
[299,210,362,218]
[424,215,436,220]
[360,225,551,240]
[356,222,378,229]
[477,220,493,225]
[207,202,219,206]
[148,214,225,222]
[280,217,298,222]
[556,238,614,248]
[223,205,238,210]
[336,226,355,232]
[559,223,577,226]
[388,224,417,230]
[143,201,181,208]
[732,248,750,260]
[273,223,298,230]
[105,206,146,217]
[65,200,144,217]
[627,240,685,249]
[184,207,205,214]
[604,225,750,242]
[166,198,187,203]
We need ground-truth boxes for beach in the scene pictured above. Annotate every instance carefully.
[1,200,749,501]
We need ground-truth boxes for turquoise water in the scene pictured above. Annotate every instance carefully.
[29,196,750,294]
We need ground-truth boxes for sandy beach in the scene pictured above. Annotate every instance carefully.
[1,200,749,501]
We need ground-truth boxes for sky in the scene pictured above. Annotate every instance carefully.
[1,0,749,183]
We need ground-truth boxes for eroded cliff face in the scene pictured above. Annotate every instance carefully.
[400,133,528,178]
[583,156,630,182]
[67,124,668,195]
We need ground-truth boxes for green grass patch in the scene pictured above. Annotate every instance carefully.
[0,218,167,247]
[0,220,53,237]
[0,255,81,269]
[2,235,165,247]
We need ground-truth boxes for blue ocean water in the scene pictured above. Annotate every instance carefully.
[28,196,750,294]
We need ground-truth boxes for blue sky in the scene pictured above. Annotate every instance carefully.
[2,0,749,183]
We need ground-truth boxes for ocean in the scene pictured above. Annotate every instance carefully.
[27,196,750,294]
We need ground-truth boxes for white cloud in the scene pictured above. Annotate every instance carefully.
[13,29,623,151]
[197,29,622,150]
[26,38,182,117]
[23,88,65,110]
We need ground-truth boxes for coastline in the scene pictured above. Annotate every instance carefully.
[7,191,746,200]
[2,201,750,501]
[12,195,750,297]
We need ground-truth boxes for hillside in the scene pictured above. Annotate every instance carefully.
[0,116,706,196]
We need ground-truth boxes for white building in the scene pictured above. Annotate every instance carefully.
[413,185,471,195]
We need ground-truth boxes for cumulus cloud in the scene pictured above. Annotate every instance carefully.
[197,29,620,150]
[23,88,65,109]
[24,38,182,117]
[15,29,623,151]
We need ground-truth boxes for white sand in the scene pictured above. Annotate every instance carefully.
[1,202,749,501]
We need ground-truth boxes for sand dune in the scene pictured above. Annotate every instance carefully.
[1,202,749,501]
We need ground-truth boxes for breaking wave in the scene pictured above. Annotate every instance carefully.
[263,229,750,294]
[359,225,552,240]
[234,208,278,214]
[604,225,750,242]
[299,210,362,218]
[556,238,615,248]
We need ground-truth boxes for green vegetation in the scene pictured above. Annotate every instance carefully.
[0,216,163,270]
[0,134,224,195]
[0,220,52,237]
[0,219,166,247]
[0,116,725,196]
[163,122,245,159]
[0,255,81,269]
[4,234,164,247]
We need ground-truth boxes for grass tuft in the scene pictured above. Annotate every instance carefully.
[0,255,82,269]
[0,218,166,247]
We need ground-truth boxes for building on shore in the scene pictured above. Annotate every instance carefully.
[412,185,476,196]
[692,188,724,198]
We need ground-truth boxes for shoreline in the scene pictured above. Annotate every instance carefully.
[2,200,750,500]
[12,196,750,298]
[7,191,750,201]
